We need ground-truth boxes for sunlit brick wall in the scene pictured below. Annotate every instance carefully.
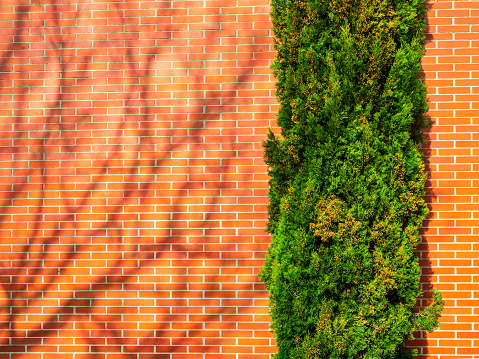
[0,0,277,358]
[0,0,477,358]
[413,1,479,358]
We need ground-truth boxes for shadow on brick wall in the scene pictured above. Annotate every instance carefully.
[0,0,275,357]
[406,4,443,352]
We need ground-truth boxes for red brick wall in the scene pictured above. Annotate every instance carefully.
[415,1,479,358]
[0,0,477,358]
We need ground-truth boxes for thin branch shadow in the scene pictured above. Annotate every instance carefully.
[0,0,272,357]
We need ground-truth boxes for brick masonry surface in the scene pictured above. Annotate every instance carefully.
[0,0,477,358]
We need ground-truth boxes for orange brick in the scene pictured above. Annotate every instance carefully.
[0,3,477,358]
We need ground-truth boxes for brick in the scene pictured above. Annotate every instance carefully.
[0,2,477,357]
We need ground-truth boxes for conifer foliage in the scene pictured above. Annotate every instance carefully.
[261,0,444,358]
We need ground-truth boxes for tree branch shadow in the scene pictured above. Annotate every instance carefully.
[0,0,272,357]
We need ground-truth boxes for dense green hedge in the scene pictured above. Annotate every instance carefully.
[260,0,444,358]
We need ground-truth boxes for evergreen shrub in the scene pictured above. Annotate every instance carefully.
[260,0,444,358]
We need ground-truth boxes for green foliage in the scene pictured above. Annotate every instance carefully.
[261,0,444,358]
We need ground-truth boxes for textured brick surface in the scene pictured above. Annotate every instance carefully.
[0,0,277,357]
[413,1,479,358]
[0,0,477,358]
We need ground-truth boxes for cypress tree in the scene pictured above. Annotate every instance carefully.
[260,0,444,358]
